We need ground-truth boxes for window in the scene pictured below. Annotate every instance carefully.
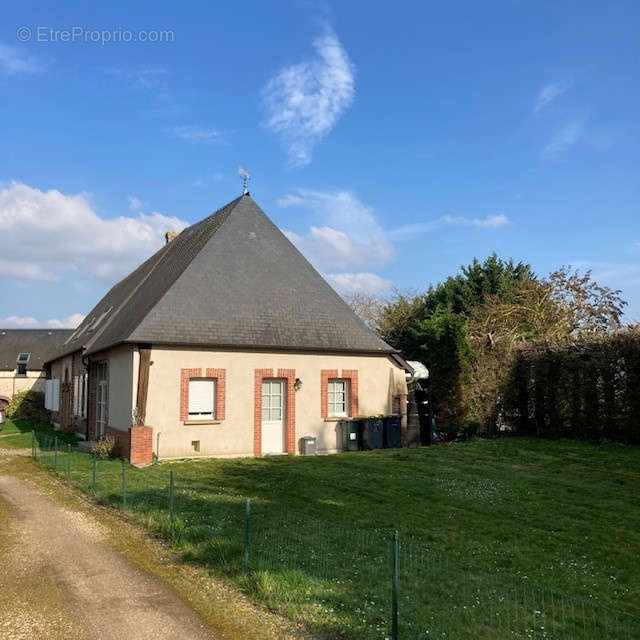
[96,362,108,438]
[44,379,60,411]
[17,353,30,363]
[81,373,87,418]
[73,376,79,415]
[16,363,27,376]
[328,379,349,417]
[262,379,284,422]
[188,379,216,420]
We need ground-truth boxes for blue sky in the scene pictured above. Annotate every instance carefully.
[1,1,639,327]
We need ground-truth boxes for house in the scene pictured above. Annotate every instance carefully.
[45,193,409,465]
[0,329,73,408]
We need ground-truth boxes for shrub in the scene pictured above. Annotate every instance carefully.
[92,435,120,459]
[6,390,48,424]
[501,329,640,444]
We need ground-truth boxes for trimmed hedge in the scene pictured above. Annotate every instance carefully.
[502,331,640,444]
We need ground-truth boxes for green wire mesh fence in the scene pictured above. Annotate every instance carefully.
[31,434,640,640]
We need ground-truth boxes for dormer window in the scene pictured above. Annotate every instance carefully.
[16,353,30,376]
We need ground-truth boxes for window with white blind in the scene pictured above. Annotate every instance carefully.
[73,376,80,416]
[44,379,60,412]
[328,379,349,417]
[188,379,216,420]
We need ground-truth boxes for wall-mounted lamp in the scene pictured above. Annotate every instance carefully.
[294,378,303,391]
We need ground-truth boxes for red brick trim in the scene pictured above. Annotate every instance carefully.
[206,368,226,420]
[180,368,227,422]
[180,368,202,421]
[320,369,339,419]
[321,369,359,417]
[253,369,273,457]
[342,369,359,417]
[278,368,296,455]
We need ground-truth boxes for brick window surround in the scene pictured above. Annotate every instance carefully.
[321,369,359,418]
[180,368,226,421]
[254,368,296,457]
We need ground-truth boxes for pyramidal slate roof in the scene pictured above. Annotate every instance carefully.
[53,194,394,360]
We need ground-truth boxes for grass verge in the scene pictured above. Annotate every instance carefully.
[0,418,78,449]
[23,436,640,638]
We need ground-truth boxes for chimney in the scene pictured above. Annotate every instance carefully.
[165,231,180,244]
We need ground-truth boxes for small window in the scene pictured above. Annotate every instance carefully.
[191,440,200,452]
[188,379,216,420]
[16,363,27,376]
[17,353,30,363]
[328,379,349,417]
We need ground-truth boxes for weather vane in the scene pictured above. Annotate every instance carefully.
[238,166,250,195]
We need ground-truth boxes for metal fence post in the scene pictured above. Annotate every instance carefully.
[54,437,58,471]
[121,459,127,510]
[244,498,251,575]
[169,470,175,539]
[392,531,399,640]
[92,450,97,494]
[31,430,36,459]
[66,444,71,482]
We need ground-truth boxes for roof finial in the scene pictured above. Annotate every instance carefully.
[238,166,250,196]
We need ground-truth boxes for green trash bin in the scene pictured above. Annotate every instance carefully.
[361,418,384,450]
[341,419,361,451]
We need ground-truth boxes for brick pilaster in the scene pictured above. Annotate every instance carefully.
[129,425,153,467]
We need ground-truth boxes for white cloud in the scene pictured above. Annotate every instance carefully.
[534,79,573,112]
[388,221,440,241]
[1,313,85,329]
[0,259,57,282]
[280,189,391,270]
[166,125,227,142]
[325,272,393,296]
[0,181,188,284]
[107,66,169,89]
[389,214,509,239]
[0,42,43,75]
[127,196,142,211]
[45,313,85,329]
[442,213,510,229]
[543,119,586,155]
[194,172,226,186]
[262,28,355,166]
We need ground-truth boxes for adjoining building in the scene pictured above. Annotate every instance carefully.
[0,329,73,408]
[45,194,410,465]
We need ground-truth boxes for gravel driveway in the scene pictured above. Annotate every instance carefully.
[0,473,216,640]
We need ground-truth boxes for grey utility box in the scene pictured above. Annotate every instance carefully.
[300,436,317,455]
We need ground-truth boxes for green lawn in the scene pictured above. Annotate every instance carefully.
[30,434,640,639]
[0,419,78,449]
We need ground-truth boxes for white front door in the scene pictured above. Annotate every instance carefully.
[262,379,286,454]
